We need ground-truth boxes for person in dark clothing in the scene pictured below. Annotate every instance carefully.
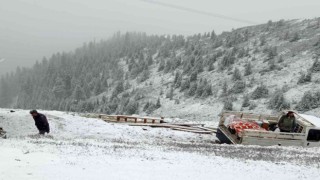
[30,110,50,135]
[278,111,296,133]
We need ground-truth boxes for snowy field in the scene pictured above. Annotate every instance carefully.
[1,109,320,180]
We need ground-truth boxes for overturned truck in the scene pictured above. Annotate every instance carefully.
[216,111,320,147]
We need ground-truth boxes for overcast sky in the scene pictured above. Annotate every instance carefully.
[0,0,320,75]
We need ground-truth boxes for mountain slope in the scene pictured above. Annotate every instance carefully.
[1,18,320,121]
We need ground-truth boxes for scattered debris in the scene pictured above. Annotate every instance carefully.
[84,114,217,135]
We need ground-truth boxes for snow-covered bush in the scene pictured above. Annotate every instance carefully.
[251,85,269,99]
[268,91,290,110]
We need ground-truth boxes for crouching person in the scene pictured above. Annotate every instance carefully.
[278,111,296,133]
[30,110,50,135]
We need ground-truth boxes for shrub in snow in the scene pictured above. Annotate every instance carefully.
[189,71,198,82]
[260,35,266,46]
[232,68,242,81]
[249,103,257,110]
[229,81,246,94]
[278,55,284,63]
[125,101,139,115]
[180,79,190,92]
[155,98,161,109]
[297,72,312,84]
[268,91,290,110]
[166,85,174,100]
[296,91,320,111]
[290,32,300,42]
[187,82,198,96]
[311,58,320,72]
[223,99,233,111]
[207,60,215,71]
[242,94,250,108]
[220,81,228,97]
[268,59,277,71]
[267,46,278,60]
[218,52,235,70]
[251,84,269,99]
[202,84,213,98]
[244,62,252,76]
[174,71,182,88]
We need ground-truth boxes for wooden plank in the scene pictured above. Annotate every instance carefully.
[197,126,217,133]
[170,126,208,131]
[171,127,212,134]
[106,115,164,121]
[128,123,211,131]
[170,123,205,127]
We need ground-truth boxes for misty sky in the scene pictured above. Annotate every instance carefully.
[0,0,320,76]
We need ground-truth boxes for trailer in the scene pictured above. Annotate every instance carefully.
[216,111,320,147]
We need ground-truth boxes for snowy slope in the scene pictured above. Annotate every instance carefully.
[1,108,320,180]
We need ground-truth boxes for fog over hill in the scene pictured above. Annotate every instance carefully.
[1,18,320,121]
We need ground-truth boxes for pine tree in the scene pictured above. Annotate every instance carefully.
[232,68,242,81]
[155,98,161,108]
[114,81,124,94]
[189,71,198,82]
[202,83,213,97]
[143,101,150,111]
[196,80,205,97]
[230,81,246,94]
[244,62,252,76]
[180,79,190,92]
[260,35,266,46]
[298,72,312,84]
[278,55,284,63]
[219,53,235,70]
[147,55,153,65]
[296,91,316,111]
[52,77,66,99]
[311,58,320,72]
[158,59,165,71]
[242,94,250,107]
[268,90,290,110]
[126,100,139,115]
[211,30,217,40]
[290,32,300,42]
[221,81,228,97]
[174,71,179,84]
[166,85,174,100]
[268,59,276,71]
[251,84,269,99]
[175,73,182,88]
[72,85,85,102]
[267,46,277,60]
[187,82,197,96]
[0,77,11,107]
[223,98,233,111]
[94,81,102,95]
[208,61,215,71]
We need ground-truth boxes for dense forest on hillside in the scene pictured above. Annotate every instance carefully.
[1,18,320,116]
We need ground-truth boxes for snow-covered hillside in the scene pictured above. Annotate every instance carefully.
[1,109,320,180]
[1,18,320,123]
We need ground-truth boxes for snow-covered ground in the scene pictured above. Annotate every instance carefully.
[1,109,320,180]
